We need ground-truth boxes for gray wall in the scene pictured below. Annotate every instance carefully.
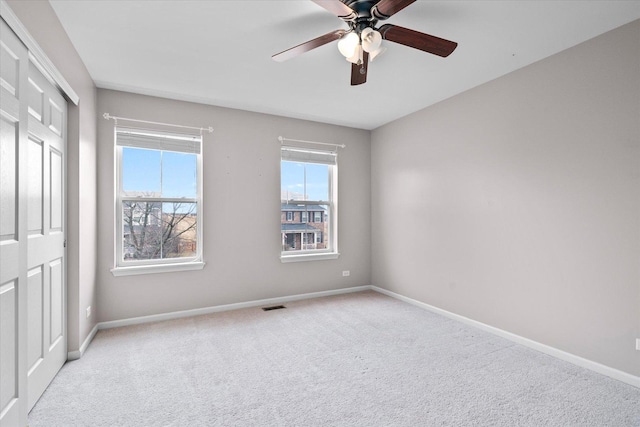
[96,89,371,322]
[7,0,98,353]
[371,20,640,376]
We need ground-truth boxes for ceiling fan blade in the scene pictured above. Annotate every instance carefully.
[372,0,416,20]
[272,29,347,62]
[350,51,369,86]
[378,24,457,57]
[311,0,357,21]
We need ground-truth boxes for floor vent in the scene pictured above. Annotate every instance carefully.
[262,305,286,311]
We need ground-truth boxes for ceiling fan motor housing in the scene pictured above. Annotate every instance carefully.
[342,0,385,33]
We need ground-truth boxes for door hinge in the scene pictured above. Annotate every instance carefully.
[63,239,67,248]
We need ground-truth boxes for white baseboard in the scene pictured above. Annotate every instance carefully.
[98,285,372,330]
[371,286,640,389]
[67,323,99,361]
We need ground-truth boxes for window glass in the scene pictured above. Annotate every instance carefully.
[162,151,197,199]
[280,149,336,258]
[116,128,202,269]
[122,147,160,194]
[281,161,329,201]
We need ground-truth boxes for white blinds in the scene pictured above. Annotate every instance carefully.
[281,146,337,165]
[116,127,201,154]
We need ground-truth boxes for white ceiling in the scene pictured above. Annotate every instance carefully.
[49,1,640,130]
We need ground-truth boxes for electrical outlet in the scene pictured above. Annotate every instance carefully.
[86,306,92,319]
[636,339,640,351]
[342,270,350,277]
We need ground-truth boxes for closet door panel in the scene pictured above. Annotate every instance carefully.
[0,16,29,426]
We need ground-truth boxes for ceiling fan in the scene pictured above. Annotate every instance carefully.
[272,0,458,86]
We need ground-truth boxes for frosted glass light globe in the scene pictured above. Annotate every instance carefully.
[346,45,363,64]
[361,28,382,53]
[338,32,359,58]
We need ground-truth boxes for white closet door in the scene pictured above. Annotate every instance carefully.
[25,58,67,411]
[0,17,67,425]
[0,16,29,427]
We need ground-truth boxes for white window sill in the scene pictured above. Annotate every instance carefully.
[111,261,205,277]
[280,252,340,263]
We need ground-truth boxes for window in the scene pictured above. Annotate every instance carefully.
[280,145,338,261]
[113,127,204,275]
[286,211,293,221]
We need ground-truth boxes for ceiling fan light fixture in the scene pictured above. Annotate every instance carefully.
[361,27,382,53]
[338,32,360,58]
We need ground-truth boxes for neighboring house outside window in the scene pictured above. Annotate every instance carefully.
[113,127,204,275]
[280,145,338,261]
[280,203,327,250]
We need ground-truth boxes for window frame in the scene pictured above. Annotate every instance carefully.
[280,145,339,263]
[111,127,205,276]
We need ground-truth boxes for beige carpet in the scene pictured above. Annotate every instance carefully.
[29,291,640,426]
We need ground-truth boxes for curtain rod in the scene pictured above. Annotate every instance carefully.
[278,136,346,149]
[103,113,213,134]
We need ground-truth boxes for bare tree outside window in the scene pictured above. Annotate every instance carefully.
[122,201,197,260]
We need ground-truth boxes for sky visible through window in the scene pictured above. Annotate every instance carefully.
[123,151,328,205]
[281,161,329,202]
[122,147,197,210]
